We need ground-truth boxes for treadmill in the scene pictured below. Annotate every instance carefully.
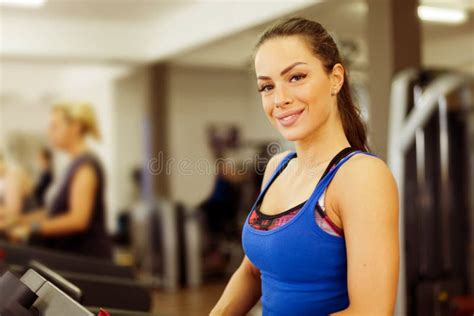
[0,241,154,315]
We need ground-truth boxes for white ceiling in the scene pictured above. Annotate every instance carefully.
[0,0,185,21]
[0,0,472,70]
[0,0,328,22]
[168,0,474,71]
[0,1,318,63]
[169,1,369,69]
[2,0,472,22]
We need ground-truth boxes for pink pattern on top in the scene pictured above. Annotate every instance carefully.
[248,199,343,237]
[249,206,300,231]
[248,155,345,236]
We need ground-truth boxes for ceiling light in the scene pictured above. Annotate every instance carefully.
[418,5,468,24]
[0,0,46,8]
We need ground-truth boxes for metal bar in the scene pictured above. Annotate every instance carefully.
[438,96,452,271]
[388,69,418,316]
[461,84,474,294]
[184,205,202,288]
[388,70,473,316]
[160,199,179,291]
[399,74,471,152]
[414,85,429,275]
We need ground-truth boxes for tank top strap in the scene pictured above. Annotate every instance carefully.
[268,151,297,184]
[250,151,297,212]
[307,150,377,205]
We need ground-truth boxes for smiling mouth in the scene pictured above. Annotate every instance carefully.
[276,108,304,127]
[281,113,299,121]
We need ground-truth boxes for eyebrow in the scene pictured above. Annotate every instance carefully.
[257,62,307,80]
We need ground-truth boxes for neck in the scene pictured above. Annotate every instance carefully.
[67,139,87,158]
[293,113,350,175]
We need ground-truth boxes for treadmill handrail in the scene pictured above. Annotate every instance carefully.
[29,260,83,303]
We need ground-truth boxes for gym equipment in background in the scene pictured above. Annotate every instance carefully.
[0,241,152,312]
[388,69,474,316]
[0,268,93,316]
[130,198,202,290]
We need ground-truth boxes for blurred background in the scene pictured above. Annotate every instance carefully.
[0,0,473,315]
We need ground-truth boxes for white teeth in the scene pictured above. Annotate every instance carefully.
[282,114,296,121]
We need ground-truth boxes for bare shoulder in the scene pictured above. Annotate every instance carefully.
[332,153,400,314]
[72,163,98,187]
[332,153,399,215]
[260,150,292,190]
[338,153,395,183]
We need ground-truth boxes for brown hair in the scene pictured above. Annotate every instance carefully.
[253,17,369,152]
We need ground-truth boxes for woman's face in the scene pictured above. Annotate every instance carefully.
[254,36,342,141]
[47,110,79,150]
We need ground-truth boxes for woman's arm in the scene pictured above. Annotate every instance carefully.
[330,155,399,316]
[8,163,98,240]
[36,163,98,236]
[210,256,262,316]
[1,209,47,234]
[16,210,48,225]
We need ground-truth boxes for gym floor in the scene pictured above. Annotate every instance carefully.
[152,281,262,316]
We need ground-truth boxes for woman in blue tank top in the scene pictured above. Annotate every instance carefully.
[211,17,399,316]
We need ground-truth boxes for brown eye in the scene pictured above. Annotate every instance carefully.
[290,73,307,82]
[258,84,273,93]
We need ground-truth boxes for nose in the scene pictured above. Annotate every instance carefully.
[273,84,292,108]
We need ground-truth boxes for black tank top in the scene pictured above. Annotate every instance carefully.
[43,152,112,259]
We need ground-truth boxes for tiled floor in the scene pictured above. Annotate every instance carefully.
[152,281,262,316]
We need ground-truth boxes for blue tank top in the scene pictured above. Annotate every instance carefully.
[242,150,375,316]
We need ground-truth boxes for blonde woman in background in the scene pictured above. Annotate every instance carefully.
[2,102,112,259]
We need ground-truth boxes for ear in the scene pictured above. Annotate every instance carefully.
[330,63,345,94]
